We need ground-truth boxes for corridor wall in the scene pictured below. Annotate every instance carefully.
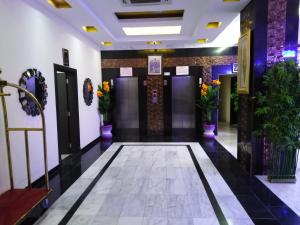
[0,1,101,193]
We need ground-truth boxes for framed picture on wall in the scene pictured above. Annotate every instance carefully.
[148,55,162,75]
[237,31,251,94]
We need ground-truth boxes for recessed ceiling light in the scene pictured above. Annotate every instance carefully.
[82,26,98,32]
[47,0,72,9]
[147,41,162,45]
[101,41,113,46]
[196,38,208,43]
[207,22,222,28]
[123,26,182,36]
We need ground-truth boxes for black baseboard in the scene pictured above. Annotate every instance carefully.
[32,136,101,188]
[81,136,101,154]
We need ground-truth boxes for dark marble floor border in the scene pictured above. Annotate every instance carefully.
[58,145,124,225]
[187,145,228,225]
[201,139,300,225]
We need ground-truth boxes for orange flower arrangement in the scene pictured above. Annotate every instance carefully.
[197,79,221,123]
[102,81,110,93]
[97,90,103,97]
[212,79,221,86]
[97,81,112,124]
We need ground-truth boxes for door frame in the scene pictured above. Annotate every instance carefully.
[53,64,80,162]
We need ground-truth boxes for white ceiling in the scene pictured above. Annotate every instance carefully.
[26,0,251,50]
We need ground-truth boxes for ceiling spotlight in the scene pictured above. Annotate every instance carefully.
[82,26,98,32]
[101,41,113,46]
[47,0,72,9]
[207,22,222,28]
[196,38,208,43]
[147,41,162,45]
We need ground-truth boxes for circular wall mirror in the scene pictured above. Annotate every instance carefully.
[18,68,48,117]
[83,78,94,106]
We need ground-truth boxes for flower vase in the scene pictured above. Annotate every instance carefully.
[101,124,112,139]
[203,123,215,139]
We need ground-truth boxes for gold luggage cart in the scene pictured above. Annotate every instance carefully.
[0,70,51,225]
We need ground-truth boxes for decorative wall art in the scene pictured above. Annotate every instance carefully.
[18,68,48,117]
[237,31,251,94]
[148,55,162,75]
[83,78,94,106]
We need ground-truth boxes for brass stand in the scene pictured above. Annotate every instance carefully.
[0,70,50,190]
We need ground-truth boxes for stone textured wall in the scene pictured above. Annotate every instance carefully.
[238,1,256,172]
[146,76,164,134]
[102,53,237,134]
[267,0,287,66]
[102,55,237,83]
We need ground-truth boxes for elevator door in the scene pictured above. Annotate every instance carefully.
[172,76,195,128]
[115,77,139,129]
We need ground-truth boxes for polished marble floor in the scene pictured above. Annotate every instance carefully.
[216,122,237,158]
[257,163,300,217]
[19,132,300,225]
[34,143,253,225]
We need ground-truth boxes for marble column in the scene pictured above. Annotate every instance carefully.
[238,0,299,174]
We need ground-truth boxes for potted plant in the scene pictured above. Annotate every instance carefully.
[196,79,221,139]
[97,81,113,139]
[255,61,300,183]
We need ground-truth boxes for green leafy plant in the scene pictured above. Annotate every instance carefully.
[255,61,300,180]
[255,61,300,150]
[97,81,112,125]
[196,80,221,124]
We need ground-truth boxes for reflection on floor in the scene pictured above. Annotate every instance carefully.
[216,122,237,158]
[61,154,70,160]
[257,164,300,217]
[34,143,253,225]
[19,131,300,225]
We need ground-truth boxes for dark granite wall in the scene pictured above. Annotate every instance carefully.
[239,0,299,174]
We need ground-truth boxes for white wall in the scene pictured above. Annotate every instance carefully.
[0,0,101,193]
[219,76,231,123]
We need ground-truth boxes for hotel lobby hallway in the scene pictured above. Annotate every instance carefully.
[17,136,300,225]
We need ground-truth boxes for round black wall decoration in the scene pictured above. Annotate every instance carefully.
[83,78,94,106]
[18,68,48,117]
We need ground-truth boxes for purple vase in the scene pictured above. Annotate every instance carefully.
[101,124,112,139]
[203,124,215,139]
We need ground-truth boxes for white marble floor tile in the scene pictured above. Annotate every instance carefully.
[146,178,167,194]
[36,143,254,225]
[67,215,93,225]
[142,217,167,225]
[74,194,107,216]
[166,167,184,179]
[167,218,194,225]
[121,194,146,217]
[90,216,119,225]
[193,218,220,225]
[144,194,167,217]
[216,122,238,158]
[216,195,250,219]
[166,178,187,195]
[97,194,126,217]
[118,217,144,225]
[257,173,300,216]
[34,210,66,225]
[167,195,193,218]
[149,167,167,179]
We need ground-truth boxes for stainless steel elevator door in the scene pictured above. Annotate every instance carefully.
[172,76,195,128]
[115,77,139,129]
